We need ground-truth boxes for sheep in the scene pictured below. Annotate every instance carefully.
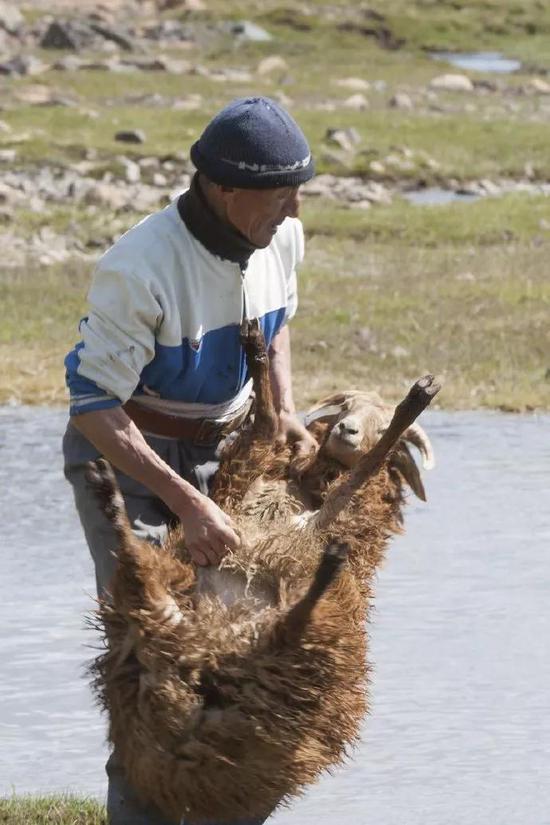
[86,320,440,825]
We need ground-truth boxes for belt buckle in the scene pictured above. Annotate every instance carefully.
[194,417,227,446]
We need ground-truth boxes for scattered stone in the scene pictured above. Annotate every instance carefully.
[369,160,386,175]
[208,67,254,83]
[172,94,203,111]
[429,73,474,92]
[119,157,141,183]
[0,2,23,34]
[389,92,413,110]
[527,77,550,95]
[89,22,134,52]
[343,93,369,110]
[391,345,410,359]
[257,55,288,76]
[52,55,85,72]
[0,119,11,133]
[274,90,293,107]
[325,127,361,153]
[0,55,49,76]
[227,21,272,42]
[84,182,131,211]
[334,77,370,91]
[41,20,96,51]
[153,172,168,187]
[0,149,17,163]
[115,129,146,144]
[123,56,191,73]
[14,85,70,106]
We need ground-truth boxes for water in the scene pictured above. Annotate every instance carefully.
[430,51,522,74]
[402,188,481,206]
[1,406,549,824]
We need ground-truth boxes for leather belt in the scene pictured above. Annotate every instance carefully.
[123,398,252,445]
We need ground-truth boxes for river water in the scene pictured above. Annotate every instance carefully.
[1,406,549,824]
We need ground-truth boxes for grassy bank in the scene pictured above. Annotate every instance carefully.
[1,193,549,411]
[0,795,105,825]
[1,0,549,411]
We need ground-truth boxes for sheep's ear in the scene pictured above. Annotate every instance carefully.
[391,443,427,501]
[303,403,345,428]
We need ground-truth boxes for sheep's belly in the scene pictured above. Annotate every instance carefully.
[195,566,275,610]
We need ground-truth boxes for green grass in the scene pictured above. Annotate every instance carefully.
[0,795,105,825]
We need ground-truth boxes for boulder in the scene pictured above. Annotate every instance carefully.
[429,73,474,92]
[325,127,361,153]
[257,55,288,76]
[528,77,550,95]
[0,2,23,34]
[343,93,369,110]
[41,20,96,51]
[227,21,272,42]
[0,55,49,76]
[334,77,370,91]
[389,92,413,110]
[89,22,134,51]
[115,129,146,144]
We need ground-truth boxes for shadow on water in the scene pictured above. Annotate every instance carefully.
[1,405,549,823]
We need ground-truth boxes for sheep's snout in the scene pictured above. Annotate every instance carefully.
[326,415,364,464]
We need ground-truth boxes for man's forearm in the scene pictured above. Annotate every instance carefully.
[268,324,296,414]
[70,406,197,515]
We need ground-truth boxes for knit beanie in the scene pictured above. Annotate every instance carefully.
[190,96,315,189]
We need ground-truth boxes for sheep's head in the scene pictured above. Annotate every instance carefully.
[304,390,435,500]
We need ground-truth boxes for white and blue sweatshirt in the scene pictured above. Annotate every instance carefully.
[65,195,304,417]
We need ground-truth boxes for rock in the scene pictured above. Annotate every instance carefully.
[153,172,168,187]
[429,73,474,92]
[325,127,361,153]
[0,149,17,163]
[527,77,550,95]
[52,55,84,71]
[0,119,11,133]
[334,77,370,91]
[389,92,413,110]
[391,345,410,359]
[119,157,141,183]
[172,94,202,111]
[274,90,293,107]
[14,84,69,105]
[228,21,272,42]
[115,129,146,144]
[123,56,191,73]
[369,160,386,175]
[343,93,369,110]
[41,20,96,51]
[84,182,130,211]
[0,55,49,76]
[257,55,288,76]
[89,22,134,52]
[0,2,23,34]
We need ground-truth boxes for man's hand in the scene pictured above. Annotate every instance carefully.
[276,410,319,474]
[176,489,241,567]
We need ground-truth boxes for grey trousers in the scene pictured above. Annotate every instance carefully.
[63,423,269,825]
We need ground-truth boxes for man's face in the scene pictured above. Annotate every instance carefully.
[222,186,301,248]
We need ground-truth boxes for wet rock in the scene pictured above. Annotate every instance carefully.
[429,73,474,92]
[0,54,49,76]
[343,93,369,110]
[0,2,23,34]
[227,20,272,42]
[334,77,370,91]
[41,20,96,51]
[325,127,361,152]
[389,92,413,110]
[115,129,146,144]
[257,55,288,76]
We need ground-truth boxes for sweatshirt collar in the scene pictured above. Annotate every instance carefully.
[177,173,257,268]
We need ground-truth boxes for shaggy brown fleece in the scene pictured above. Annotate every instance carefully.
[87,322,438,824]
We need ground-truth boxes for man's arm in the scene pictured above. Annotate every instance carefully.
[268,324,318,459]
[71,407,240,566]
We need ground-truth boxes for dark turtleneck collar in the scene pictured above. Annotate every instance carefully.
[177,173,257,268]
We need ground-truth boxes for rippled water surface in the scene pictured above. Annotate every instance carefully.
[1,406,549,823]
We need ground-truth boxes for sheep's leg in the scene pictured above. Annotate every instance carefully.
[314,375,441,530]
[267,541,350,648]
[85,459,182,626]
[210,319,278,507]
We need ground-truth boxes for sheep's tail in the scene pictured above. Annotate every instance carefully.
[85,458,134,552]
[313,375,441,531]
[211,319,278,507]
[269,541,350,647]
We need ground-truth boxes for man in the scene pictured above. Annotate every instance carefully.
[63,96,317,824]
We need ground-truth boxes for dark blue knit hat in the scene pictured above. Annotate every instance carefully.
[190,96,315,189]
